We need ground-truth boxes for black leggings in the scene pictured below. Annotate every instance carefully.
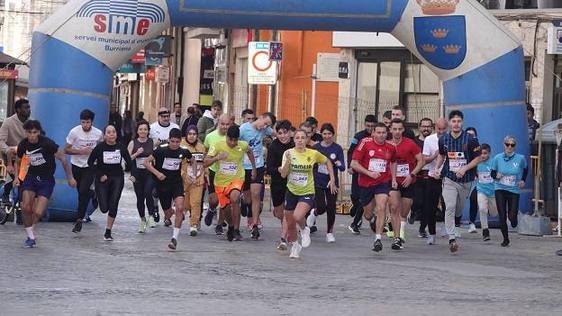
[494,190,519,240]
[351,173,364,226]
[132,171,155,218]
[72,165,95,220]
[95,175,124,218]
[469,188,478,224]
[314,187,337,233]
[419,177,442,236]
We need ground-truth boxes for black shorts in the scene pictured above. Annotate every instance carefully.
[207,170,216,193]
[360,182,391,207]
[284,190,315,211]
[390,183,416,199]
[243,167,266,191]
[21,175,55,199]
[157,182,184,210]
[270,179,288,207]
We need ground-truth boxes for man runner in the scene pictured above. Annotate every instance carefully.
[433,110,481,253]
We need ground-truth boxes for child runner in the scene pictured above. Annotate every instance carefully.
[181,125,207,236]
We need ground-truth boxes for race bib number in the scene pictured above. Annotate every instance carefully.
[499,175,517,187]
[219,161,238,176]
[77,139,97,149]
[318,164,329,175]
[162,158,181,171]
[397,164,410,177]
[289,173,308,187]
[103,150,121,164]
[192,153,205,162]
[478,171,493,184]
[368,159,386,173]
[28,153,46,166]
[448,152,467,172]
[136,157,147,169]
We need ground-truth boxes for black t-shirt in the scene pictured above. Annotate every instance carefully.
[266,138,295,181]
[17,136,59,178]
[87,142,132,177]
[152,144,192,185]
[414,135,424,149]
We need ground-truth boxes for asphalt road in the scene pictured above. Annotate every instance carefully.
[1,181,562,315]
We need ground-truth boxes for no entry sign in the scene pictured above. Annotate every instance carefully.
[248,42,278,85]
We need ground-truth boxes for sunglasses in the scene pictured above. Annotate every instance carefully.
[504,143,516,147]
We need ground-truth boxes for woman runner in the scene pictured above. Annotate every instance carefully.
[307,123,345,243]
[88,125,132,241]
[279,129,337,259]
[181,125,207,236]
[128,120,157,233]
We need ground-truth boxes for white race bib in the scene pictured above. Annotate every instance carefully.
[449,159,467,172]
[499,175,517,187]
[368,158,386,173]
[219,161,238,176]
[192,153,205,162]
[478,171,493,184]
[318,164,329,175]
[77,139,97,149]
[28,153,46,166]
[136,157,147,169]
[103,150,121,164]
[162,158,181,171]
[289,173,308,187]
[397,164,410,177]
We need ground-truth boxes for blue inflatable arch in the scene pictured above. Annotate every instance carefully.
[30,0,529,220]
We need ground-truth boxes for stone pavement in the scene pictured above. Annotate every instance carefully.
[1,181,562,315]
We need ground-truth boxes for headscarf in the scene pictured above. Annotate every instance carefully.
[185,125,198,146]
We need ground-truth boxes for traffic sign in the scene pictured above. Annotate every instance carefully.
[248,42,278,85]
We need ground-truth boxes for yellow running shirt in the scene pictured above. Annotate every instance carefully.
[208,140,249,187]
[283,148,327,196]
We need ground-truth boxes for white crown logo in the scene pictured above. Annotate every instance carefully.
[416,0,459,15]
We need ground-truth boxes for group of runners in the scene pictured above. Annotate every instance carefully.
[1,99,532,258]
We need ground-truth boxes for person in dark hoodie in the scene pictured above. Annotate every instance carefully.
[197,100,222,142]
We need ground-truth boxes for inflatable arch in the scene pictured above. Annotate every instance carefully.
[30,0,529,220]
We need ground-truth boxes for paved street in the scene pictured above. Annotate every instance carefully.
[1,181,562,315]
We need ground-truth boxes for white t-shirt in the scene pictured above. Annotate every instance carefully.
[422,133,441,174]
[66,125,103,168]
[150,122,180,142]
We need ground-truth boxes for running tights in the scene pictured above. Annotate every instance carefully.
[95,175,124,218]
[315,187,337,233]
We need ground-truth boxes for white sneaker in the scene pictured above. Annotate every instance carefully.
[427,235,436,245]
[289,242,302,259]
[138,219,147,233]
[300,226,311,248]
[326,233,335,243]
[468,223,477,233]
[306,211,317,228]
[455,227,462,238]
[147,216,156,228]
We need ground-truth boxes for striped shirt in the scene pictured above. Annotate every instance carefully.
[438,130,481,183]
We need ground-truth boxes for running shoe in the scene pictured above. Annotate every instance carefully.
[190,226,198,236]
[468,223,477,233]
[147,216,156,228]
[215,224,224,235]
[164,218,172,227]
[400,229,406,241]
[168,238,177,250]
[72,220,83,233]
[306,211,317,228]
[277,238,288,251]
[104,230,113,241]
[483,229,491,241]
[427,235,436,245]
[556,249,562,256]
[348,223,360,235]
[372,239,383,252]
[289,242,302,259]
[83,216,92,223]
[138,219,147,234]
[418,231,428,238]
[326,233,335,243]
[310,225,318,234]
[251,225,260,240]
[449,239,459,253]
[300,226,311,248]
[204,209,215,227]
[24,237,36,248]
[153,212,160,223]
[501,239,510,247]
[227,226,235,242]
[233,229,243,241]
[256,218,263,230]
[391,238,403,250]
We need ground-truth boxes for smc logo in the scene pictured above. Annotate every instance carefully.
[76,0,165,36]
